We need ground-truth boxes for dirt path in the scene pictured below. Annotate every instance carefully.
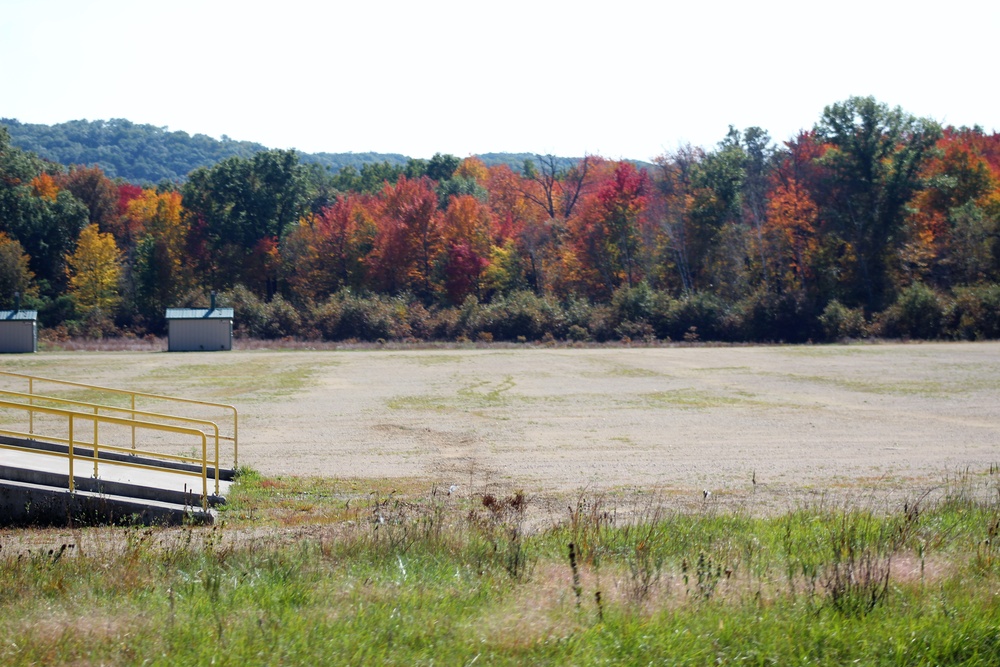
[4,342,999,509]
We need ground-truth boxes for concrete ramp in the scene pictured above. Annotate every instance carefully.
[0,436,233,527]
[0,373,240,527]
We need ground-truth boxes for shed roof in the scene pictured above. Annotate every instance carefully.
[0,310,37,321]
[165,308,234,320]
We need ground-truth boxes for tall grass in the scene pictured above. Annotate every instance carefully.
[2,472,1000,665]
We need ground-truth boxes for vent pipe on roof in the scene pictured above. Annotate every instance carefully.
[210,291,217,312]
[13,291,20,313]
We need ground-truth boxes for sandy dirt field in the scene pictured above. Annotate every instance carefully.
[3,342,999,510]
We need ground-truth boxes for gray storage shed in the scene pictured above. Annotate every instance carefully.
[165,307,234,352]
[0,310,38,353]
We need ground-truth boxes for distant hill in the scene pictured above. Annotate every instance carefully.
[1,118,269,183]
[476,153,583,173]
[1,118,636,184]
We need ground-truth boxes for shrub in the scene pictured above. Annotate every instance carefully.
[70,308,119,339]
[426,306,460,341]
[562,296,594,331]
[819,299,869,341]
[947,284,1000,340]
[586,304,617,342]
[733,289,814,342]
[474,291,565,341]
[615,320,655,343]
[261,295,302,339]
[653,292,732,341]
[308,298,343,340]
[221,285,268,338]
[878,282,947,340]
[611,282,654,325]
[38,294,78,328]
[405,301,433,341]
[566,324,590,342]
[336,292,407,341]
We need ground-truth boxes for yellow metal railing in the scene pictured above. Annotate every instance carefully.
[0,371,238,468]
[0,389,224,495]
[0,399,213,510]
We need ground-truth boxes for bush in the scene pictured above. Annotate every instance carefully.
[652,292,733,341]
[878,282,947,340]
[405,301,433,341]
[261,295,301,339]
[38,294,78,328]
[473,291,566,341]
[611,282,654,325]
[586,304,617,342]
[308,298,343,340]
[69,308,119,339]
[566,324,590,342]
[819,300,869,341]
[947,284,1000,340]
[426,306,460,341]
[736,289,819,343]
[220,285,268,338]
[334,292,408,341]
[614,320,655,343]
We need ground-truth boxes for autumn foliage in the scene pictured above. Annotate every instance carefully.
[2,96,1000,342]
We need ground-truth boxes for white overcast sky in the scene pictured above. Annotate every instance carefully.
[3,0,998,161]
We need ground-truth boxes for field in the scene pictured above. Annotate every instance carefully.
[4,341,999,506]
[2,342,1000,664]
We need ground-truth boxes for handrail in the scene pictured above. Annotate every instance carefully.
[0,389,223,495]
[0,398,211,510]
[0,370,238,468]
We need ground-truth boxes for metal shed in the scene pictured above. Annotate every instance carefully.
[0,310,38,353]
[165,307,234,352]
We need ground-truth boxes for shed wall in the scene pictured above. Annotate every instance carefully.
[167,319,232,352]
[0,321,36,353]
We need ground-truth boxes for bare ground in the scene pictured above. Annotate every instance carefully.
[3,341,999,513]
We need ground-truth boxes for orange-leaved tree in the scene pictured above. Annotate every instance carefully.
[368,176,440,296]
[283,194,376,301]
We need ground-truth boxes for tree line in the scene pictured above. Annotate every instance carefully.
[1,96,999,344]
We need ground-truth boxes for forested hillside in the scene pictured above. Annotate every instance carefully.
[2,118,269,183]
[1,97,998,344]
[2,118,577,185]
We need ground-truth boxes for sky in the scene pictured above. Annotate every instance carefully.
[3,0,998,162]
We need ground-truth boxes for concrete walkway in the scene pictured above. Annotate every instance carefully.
[2,446,232,498]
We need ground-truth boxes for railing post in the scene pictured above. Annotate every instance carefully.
[68,414,75,492]
[202,434,208,510]
[92,409,99,479]
[214,427,220,496]
[131,394,136,451]
[28,377,34,437]
[233,409,239,468]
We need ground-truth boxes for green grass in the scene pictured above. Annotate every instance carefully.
[638,388,775,409]
[387,375,540,413]
[3,473,1000,665]
[142,357,335,402]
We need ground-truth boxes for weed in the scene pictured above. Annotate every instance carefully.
[469,490,532,580]
[820,508,907,616]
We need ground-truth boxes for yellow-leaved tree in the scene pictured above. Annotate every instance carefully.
[0,232,36,301]
[66,224,122,312]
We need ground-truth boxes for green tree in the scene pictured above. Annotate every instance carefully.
[814,96,941,309]
[0,128,89,294]
[182,149,308,293]
[426,153,460,182]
